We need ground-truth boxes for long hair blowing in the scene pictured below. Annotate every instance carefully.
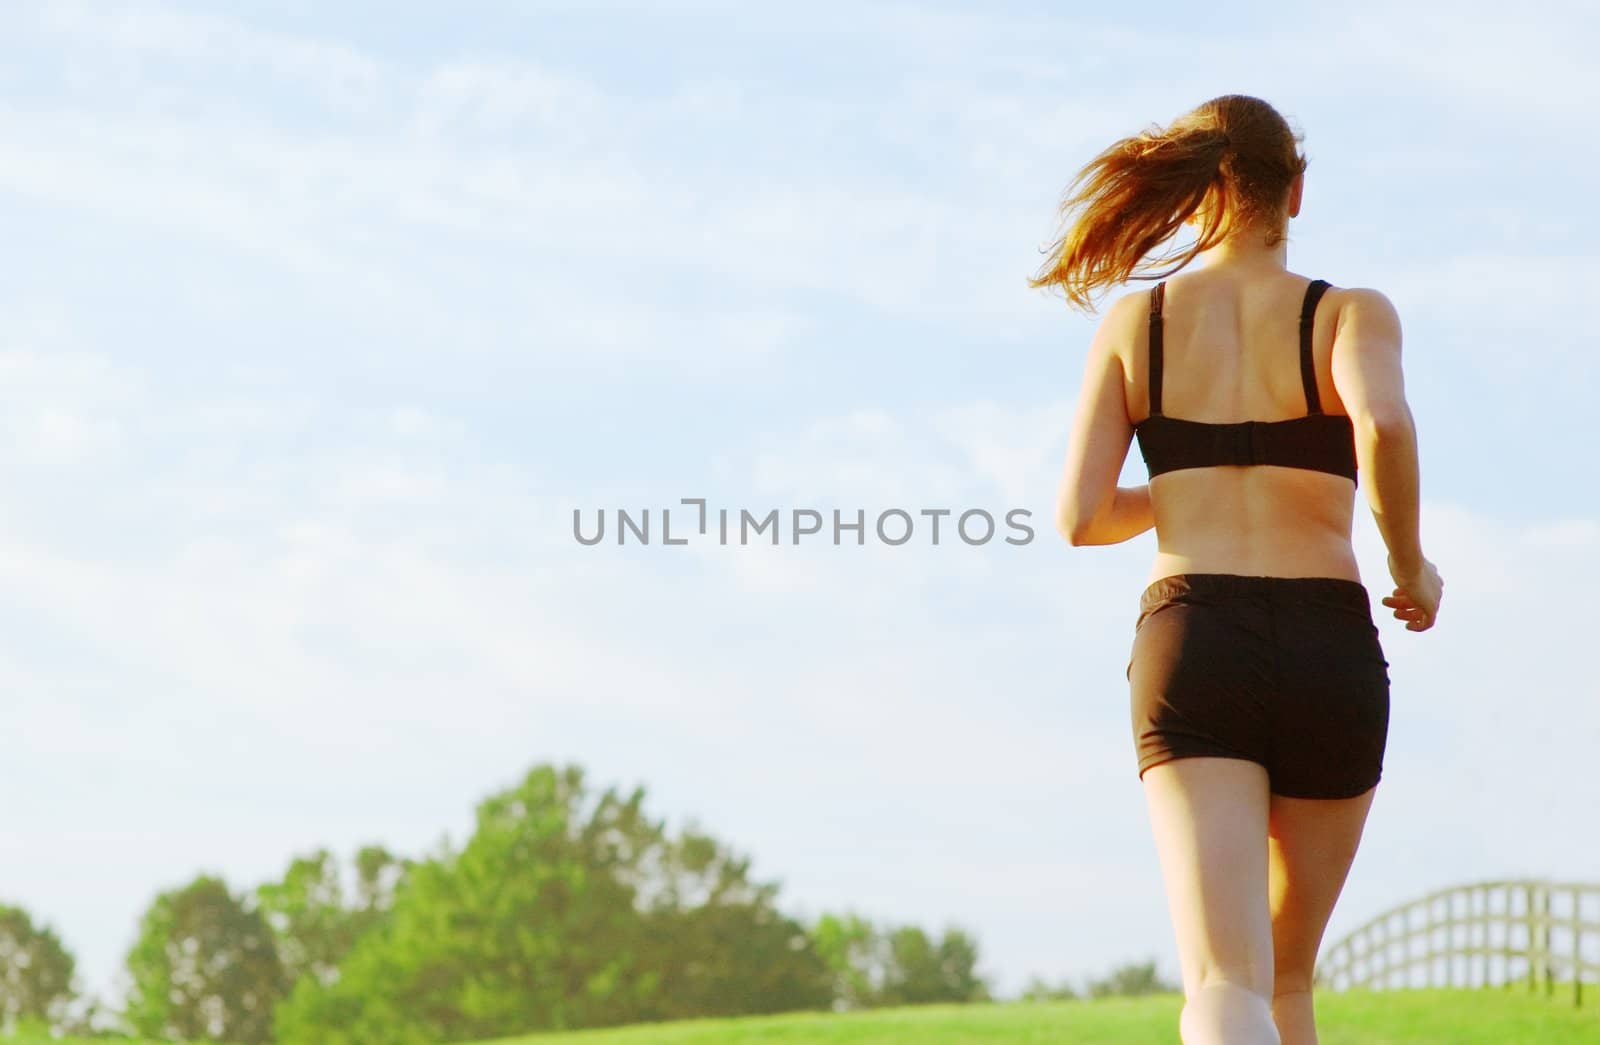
[1029,94,1310,312]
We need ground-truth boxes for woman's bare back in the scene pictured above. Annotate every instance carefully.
[1117,266,1363,584]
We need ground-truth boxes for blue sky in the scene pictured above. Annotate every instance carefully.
[1,0,1597,1008]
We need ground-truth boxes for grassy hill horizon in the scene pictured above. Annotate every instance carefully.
[484,988,1597,1044]
[23,986,1593,1045]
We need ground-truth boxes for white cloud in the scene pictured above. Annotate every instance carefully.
[0,347,138,463]
[39,0,383,112]
[414,61,609,136]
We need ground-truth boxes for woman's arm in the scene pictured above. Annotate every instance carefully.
[1061,483,1153,546]
[1055,296,1156,546]
[1329,288,1422,568]
[1329,287,1443,629]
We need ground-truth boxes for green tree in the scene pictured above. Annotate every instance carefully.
[53,995,118,1039]
[809,914,991,1009]
[275,764,669,1044]
[632,828,832,1021]
[878,925,991,1006]
[256,845,409,990]
[276,763,837,1044]
[1086,957,1179,998]
[124,875,289,1043]
[0,903,76,1034]
[1018,974,1080,1001]
[809,911,882,1010]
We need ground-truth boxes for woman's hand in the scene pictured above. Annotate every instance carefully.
[1383,554,1442,631]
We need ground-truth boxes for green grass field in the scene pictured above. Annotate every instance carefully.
[481,988,1600,1044]
[18,988,1599,1044]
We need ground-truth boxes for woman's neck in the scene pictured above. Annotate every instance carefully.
[1196,224,1289,271]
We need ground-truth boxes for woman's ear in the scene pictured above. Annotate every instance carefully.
[1288,171,1305,218]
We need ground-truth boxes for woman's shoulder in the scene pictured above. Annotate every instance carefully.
[1082,283,1160,349]
[1322,284,1398,312]
[1103,282,1161,314]
[1320,284,1402,342]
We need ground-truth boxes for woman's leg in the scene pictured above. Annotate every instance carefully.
[1266,785,1379,1045]
[1143,755,1279,1045]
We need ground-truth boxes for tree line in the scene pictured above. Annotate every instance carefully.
[3,763,992,1041]
[1,762,1176,1042]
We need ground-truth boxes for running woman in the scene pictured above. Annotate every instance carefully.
[1030,94,1443,1045]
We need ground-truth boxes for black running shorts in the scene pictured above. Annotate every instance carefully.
[1127,573,1391,800]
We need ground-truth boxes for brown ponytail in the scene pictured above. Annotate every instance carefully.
[1029,94,1310,312]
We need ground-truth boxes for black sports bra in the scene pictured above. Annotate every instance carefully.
[1133,278,1358,481]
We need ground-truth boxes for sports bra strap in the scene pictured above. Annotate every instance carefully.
[1147,281,1166,416]
[1299,279,1332,415]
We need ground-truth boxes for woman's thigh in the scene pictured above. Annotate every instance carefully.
[1141,754,1275,999]
[1267,786,1378,989]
